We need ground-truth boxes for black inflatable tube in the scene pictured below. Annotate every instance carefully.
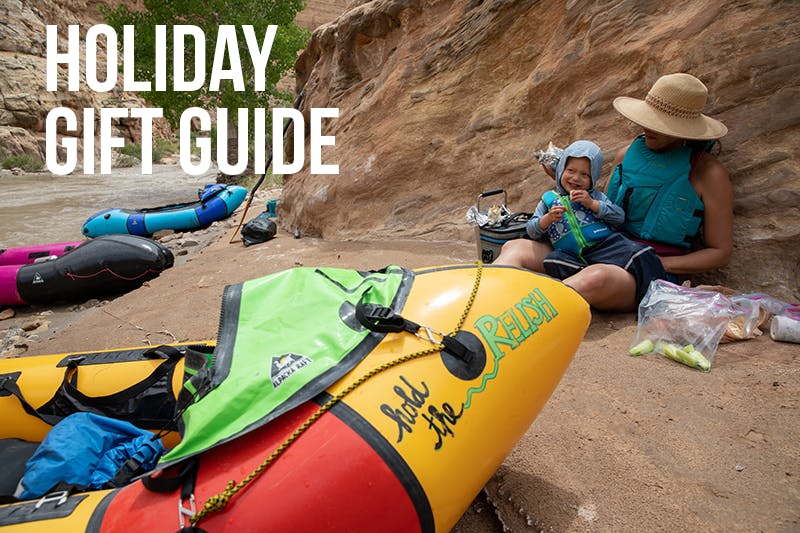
[15,235,174,305]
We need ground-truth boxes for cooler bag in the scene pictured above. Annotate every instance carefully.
[474,189,531,263]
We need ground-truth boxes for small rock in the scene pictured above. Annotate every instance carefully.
[10,336,28,349]
[745,429,765,443]
[3,327,25,339]
[26,320,50,334]
[21,320,42,332]
[577,503,598,523]
[181,239,200,247]
[154,231,178,242]
[0,308,15,320]
[2,346,28,357]
[735,465,745,472]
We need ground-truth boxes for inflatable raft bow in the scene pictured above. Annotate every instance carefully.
[0,263,590,532]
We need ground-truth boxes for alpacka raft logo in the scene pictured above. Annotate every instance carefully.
[271,353,312,388]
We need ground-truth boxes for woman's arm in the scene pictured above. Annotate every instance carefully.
[660,154,734,274]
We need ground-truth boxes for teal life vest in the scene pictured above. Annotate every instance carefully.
[605,136,703,248]
[541,190,613,261]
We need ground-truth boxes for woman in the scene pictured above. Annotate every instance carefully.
[494,73,733,312]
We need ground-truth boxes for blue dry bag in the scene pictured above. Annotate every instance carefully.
[17,412,165,500]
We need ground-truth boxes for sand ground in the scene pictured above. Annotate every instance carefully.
[2,205,798,532]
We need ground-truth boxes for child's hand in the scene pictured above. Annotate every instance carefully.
[539,205,565,228]
[569,190,599,212]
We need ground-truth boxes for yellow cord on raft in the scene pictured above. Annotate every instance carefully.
[190,261,484,525]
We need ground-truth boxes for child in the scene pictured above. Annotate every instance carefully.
[527,140,666,303]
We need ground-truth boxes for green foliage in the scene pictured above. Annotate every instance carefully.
[119,138,178,164]
[118,143,142,159]
[114,153,140,168]
[2,154,44,171]
[154,136,180,155]
[231,170,281,190]
[266,170,283,187]
[100,1,310,129]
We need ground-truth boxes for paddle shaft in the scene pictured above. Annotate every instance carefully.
[229,88,307,244]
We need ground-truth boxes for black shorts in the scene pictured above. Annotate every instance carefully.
[543,233,668,304]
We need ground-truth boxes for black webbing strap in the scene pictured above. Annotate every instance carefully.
[143,458,202,532]
[0,371,61,426]
[142,457,199,495]
[60,347,180,409]
[0,345,185,429]
[105,458,145,489]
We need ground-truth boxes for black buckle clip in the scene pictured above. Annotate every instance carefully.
[356,302,473,363]
[356,303,419,334]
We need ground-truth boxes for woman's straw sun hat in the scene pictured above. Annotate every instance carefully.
[613,73,728,140]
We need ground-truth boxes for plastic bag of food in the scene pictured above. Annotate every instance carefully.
[465,204,510,227]
[532,142,564,173]
[628,280,751,371]
[723,296,764,341]
[732,293,800,320]
[465,206,489,227]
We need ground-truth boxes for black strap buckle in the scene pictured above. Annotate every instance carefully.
[355,302,418,334]
[106,458,143,488]
[355,301,473,363]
